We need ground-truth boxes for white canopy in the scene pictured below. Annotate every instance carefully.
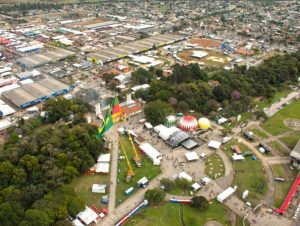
[178,171,192,182]
[77,207,99,225]
[159,126,180,140]
[208,140,221,149]
[232,154,245,161]
[92,184,106,193]
[191,182,201,191]
[97,153,111,163]
[185,151,199,161]
[95,163,110,173]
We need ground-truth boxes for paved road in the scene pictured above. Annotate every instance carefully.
[105,129,119,213]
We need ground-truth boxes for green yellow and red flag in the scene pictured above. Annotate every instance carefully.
[111,97,125,123]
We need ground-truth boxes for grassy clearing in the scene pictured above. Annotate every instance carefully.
[222,140,267,206]
[268,141,289,156]
[116,135,161,206]
[67,174,109,209]
[205,154,225,179]
[256,88,291,110]
[262,99,300,136]
[280,131,300,149]
[128,201,231,226]
[252,128,269,139]
[271,164,295,208]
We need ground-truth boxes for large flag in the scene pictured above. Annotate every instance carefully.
[96,106,114,139]
[111,97,124,123]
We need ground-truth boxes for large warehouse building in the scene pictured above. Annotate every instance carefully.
[88,33,184,64]
[16,47,76,68]
[2,77,74,108]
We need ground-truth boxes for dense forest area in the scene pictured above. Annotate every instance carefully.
[0,98,104,226]
[134,51,300,125]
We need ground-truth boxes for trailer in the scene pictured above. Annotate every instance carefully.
[124,187,134,196]
[169,198,192,204]
[115,200,148,226]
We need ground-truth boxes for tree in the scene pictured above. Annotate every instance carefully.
[144,100,173,125]
[175,178,190,190]
[177,101,189,112]
[160,178,174,191]
[131,68,155,85]
[19,209,53,226]
[191,196,209,210]
[145,188,165,204]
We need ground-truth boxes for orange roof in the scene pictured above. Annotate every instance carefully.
[190,38,222,48]
[236,48,254,56]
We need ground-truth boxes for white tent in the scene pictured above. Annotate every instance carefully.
[97,153,111,163]
[77,207,99,225]
[217,187,236,203]
[72,219,85,226]
[208,140,221,149]
[154,124,167,133]
[191,182,201,191]
[95,163,110,173]
[232,154,245,161]
[201,176,212,185]
[144,122,153,129]
[185,151,199,161]
[159,126,180,140]
[139,143,162,165]
[92,184,106,193]
[178,171,193,182]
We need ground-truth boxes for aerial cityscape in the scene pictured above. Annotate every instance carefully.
[0,0,300,226]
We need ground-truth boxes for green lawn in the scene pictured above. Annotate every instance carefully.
[256,88,291,110]
[262,99,300,136]
[128,201,232,226]
[252,128,269,139]
[268,141,289,156]
[116,135,161,206]
[271,164,295,208]
[67,174,109,209]
[280,131,300,149]
[205,153,225,179]
[222,140,267,206]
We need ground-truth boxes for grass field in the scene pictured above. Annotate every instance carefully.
[262,99,300,136]
[271,164,295,208]
[268,141,289,156]
[127,201,232,226]
[252,128,269,139]
[280,131,300,149]
[116,135,161,206]
[177,49,232,67]
[222,140,267,206]
[256,88,291,110]
[67,174,109,209]
[205,153,225,179]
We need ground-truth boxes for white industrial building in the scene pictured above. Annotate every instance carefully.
[139,143,162,165]
[217,187,236,203]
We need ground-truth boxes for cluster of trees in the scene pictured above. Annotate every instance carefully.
[145,188,165,204]
[191,196,209,210]
[160,178,192,193]
[0,3,62,14]
[0,98,104,225]
[136,51,300,125]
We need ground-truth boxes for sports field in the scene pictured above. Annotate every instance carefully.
[127,201,231,226]
[262,99,300,136]
[222,140,267,206]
